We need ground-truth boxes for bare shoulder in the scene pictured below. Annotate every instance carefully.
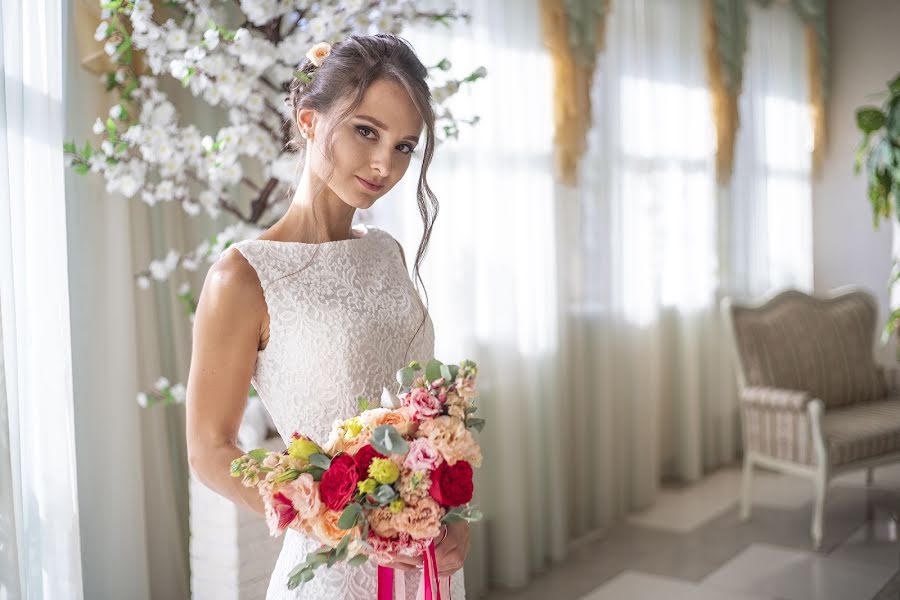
[198,246,266,322]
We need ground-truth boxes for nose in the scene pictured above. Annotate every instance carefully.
[370,146,392,180]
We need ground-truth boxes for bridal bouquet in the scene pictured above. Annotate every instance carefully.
[230,358,484,594]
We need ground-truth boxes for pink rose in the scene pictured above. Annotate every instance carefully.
[405,387,443,420]
[281,472,322,522]
[403,438,442,472]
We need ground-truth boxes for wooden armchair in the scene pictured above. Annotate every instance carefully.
[721,286,900,550]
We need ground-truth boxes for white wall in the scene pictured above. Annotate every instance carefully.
[813,0,900,364]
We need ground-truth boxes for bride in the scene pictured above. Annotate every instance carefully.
[185,33,470,599]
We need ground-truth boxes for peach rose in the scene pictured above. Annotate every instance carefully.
[306,41,331,67]
[313,508,355,547]
[361,406,417,436]
[281,473,322,523]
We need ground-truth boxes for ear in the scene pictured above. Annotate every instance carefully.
[296,107,317,136]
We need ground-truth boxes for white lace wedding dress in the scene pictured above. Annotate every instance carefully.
[221,223,465,600]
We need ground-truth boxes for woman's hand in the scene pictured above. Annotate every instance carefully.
[434,522,470,577]
[376,552,423,572]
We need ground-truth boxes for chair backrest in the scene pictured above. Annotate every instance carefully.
[721,287,886,409]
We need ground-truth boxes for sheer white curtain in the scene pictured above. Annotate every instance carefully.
[0,0,85,598]
[365,0,813,594]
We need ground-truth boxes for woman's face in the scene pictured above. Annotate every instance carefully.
[303,77,424,209]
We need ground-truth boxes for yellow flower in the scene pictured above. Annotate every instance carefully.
[358,478,377,495]
[343,417,363,440]
[368,458,400,485]
[288,437,322,461]
[389,499,406,513]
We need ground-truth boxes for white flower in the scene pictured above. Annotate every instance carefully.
[104,41,118,57]
[109,104,123,120]
[185,46,206,62]
[380,386,401,409]
[149,260,167,281]
[93,118,105,135]
[178,282,190,295]
[305,41,332,67]
[201,135,214,152]
[94,21,109,42]
[170,383,186,403]
[474,66,487,78]
[166,29,188,51]
[183,200,201,216]
[154,377,170,391]
[182,257,199,271]
[233,28,249,46]
[136,393,149,408]
[137,275,151,289]
[164,249,179,270]
[101,140,114,155]
[204,28,220,50]
[169,59,189,79]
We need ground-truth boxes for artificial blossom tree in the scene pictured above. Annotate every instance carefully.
[65,0,486,409]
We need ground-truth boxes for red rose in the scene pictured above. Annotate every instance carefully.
[319,453,359,511]
[353,444,386,481]
[429,460,473,507]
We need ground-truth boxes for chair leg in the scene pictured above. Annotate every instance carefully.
[740,452,754,521]
[812,469,828,551]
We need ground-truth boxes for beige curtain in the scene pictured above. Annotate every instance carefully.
[68,2,200,597]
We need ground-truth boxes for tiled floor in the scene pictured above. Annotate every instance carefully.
[484,462,900,600]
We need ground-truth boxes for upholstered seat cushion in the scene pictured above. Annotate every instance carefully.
[824,397,900,466]
[731,292,886,408]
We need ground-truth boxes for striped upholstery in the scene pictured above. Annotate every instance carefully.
[741,387,815,465]
[731,291,886,409]
[824,397,900,466]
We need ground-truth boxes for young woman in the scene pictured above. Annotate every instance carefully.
[185,34,470,599]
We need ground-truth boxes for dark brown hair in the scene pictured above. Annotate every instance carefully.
[283,33,438,363]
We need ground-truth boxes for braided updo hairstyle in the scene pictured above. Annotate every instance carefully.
[283,33,439,363]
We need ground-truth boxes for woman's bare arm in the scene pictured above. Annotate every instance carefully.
[185,247,269,518]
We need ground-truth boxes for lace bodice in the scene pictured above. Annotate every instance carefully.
[220,223,464,600]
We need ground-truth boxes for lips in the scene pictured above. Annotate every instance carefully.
[356,176,384,192]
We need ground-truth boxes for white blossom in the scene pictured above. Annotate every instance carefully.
[137,275,151,289]
[154,377,170,391]
[203,28,220,50]
[136,392,149,408]
[94,21,109,42]
[170,383,186,403]
[104,41,118,57]
[109,104,123,120]
[169,59,189,79]
[92,118,105,135]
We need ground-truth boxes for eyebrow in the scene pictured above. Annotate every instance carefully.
[356,114,420,144]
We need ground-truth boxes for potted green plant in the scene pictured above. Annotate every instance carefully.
[855,72,900,351]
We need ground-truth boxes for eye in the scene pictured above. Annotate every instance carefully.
[356,125,415,155]
[356,125,376,139]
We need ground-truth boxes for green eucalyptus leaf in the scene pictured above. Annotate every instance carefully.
[370,424,408,455]
[309,453,332,470]
[857,107,886,134]
[425,359,444,383]
[347,553,369,567]
[338,503,362,530]
[396,366,414,387]
[247,448,268,462]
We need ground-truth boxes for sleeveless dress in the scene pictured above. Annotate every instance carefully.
[221,223,466,600]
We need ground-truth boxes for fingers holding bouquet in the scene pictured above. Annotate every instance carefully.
[230,358,484,594]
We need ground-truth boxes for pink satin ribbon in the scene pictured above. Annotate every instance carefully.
[377,541,451,600]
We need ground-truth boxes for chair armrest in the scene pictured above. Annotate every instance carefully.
[741,386,813,413]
